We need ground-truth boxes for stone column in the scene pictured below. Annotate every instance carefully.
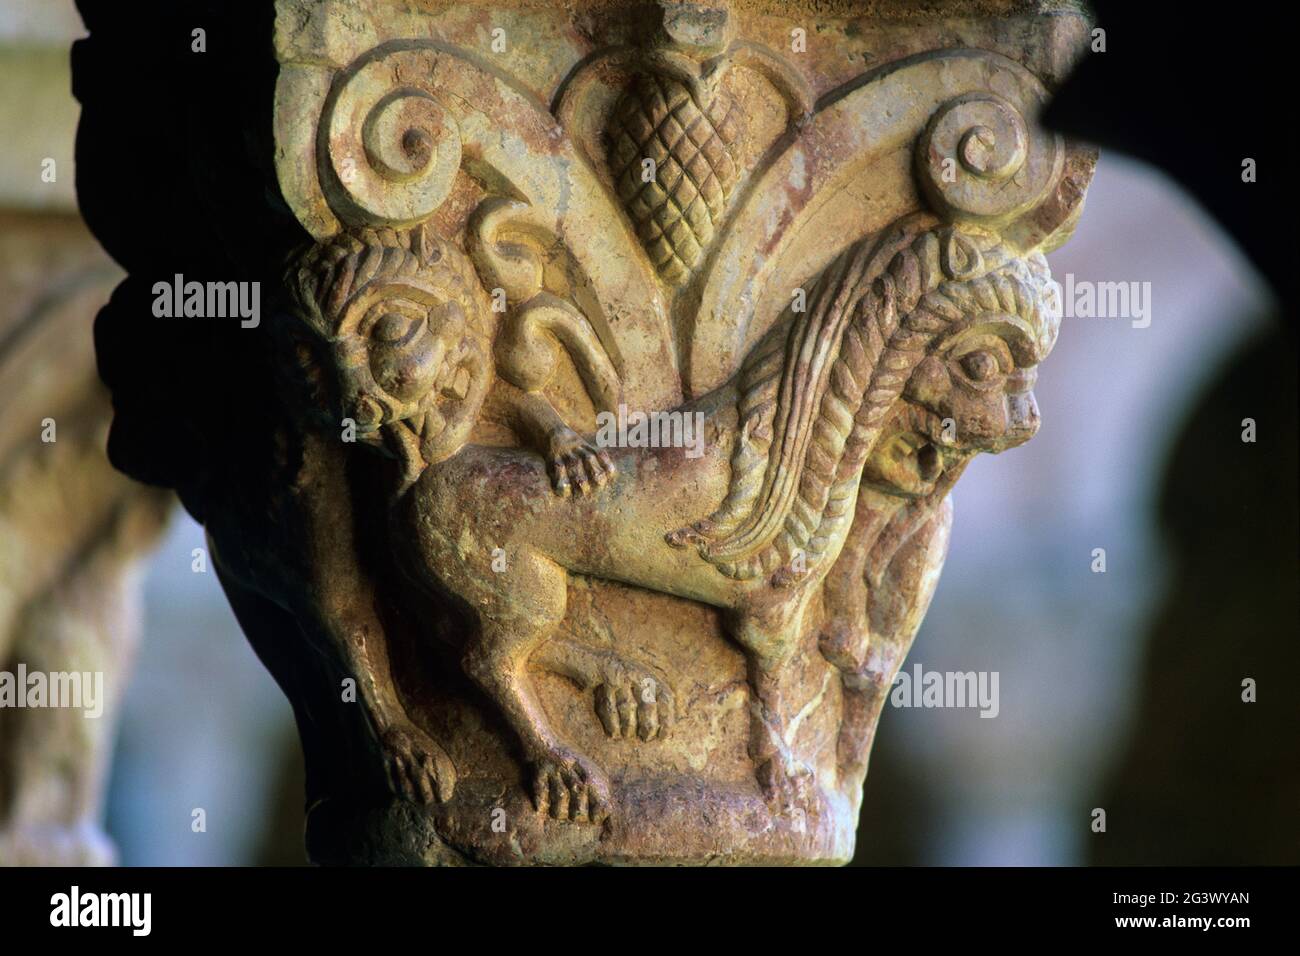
[0,6,172,866]
[82,0,1094,864]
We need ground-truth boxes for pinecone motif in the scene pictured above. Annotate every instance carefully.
[607,71,744,285]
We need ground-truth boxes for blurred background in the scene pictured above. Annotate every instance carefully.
[3,2,1294,866]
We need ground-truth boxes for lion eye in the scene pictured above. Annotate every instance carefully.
[371,312,423,346]
[959,349,1000,383]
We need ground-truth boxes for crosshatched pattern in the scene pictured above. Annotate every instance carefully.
[607,72,743,284]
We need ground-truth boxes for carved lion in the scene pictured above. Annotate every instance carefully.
[284,214,1059,823]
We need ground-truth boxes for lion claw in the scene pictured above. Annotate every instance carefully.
[380,725,456,804]
[593,669,676,741]
[531,750,611,823]
[548,431,615,497]
[756,757,816,819]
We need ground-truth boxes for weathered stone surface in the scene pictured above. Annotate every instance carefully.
[87,0,1095,865]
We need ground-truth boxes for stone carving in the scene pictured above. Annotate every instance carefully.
[607,63,744,284]
[0,215,171,865]
[598,5,813,286]
[226,0,1097,863]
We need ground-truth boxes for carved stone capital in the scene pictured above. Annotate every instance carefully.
[95,0,1096,865]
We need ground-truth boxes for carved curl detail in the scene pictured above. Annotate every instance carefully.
[918,93,1061,222]
[318,45,463,229]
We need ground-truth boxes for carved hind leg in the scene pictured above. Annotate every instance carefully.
[459,550,611,823]
[729,591,818,814]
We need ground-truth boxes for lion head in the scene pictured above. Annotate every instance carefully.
[284,225,494,477]
[861,246,1059,499]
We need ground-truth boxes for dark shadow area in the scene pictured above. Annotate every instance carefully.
[1043,0,1294,298]
[1088,325,1299,864]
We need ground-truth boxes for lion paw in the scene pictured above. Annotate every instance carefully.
[531,749,611,823]
[380,725,456,804]
[548,427,615,497]
[664,519,713,550]
[594,669,676,741]
[818,618,868,674]
[756,757,816,818]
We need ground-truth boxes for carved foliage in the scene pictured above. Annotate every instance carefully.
[607,67,744,284]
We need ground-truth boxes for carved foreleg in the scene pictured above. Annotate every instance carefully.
[231,429,457,805]
[459,552,611,823]
[218,542,456,804]
[818,489,904,674]
[834,492,953,785]
[308,595,457,805]
[495,294,622,496]
[504,384,614,498]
